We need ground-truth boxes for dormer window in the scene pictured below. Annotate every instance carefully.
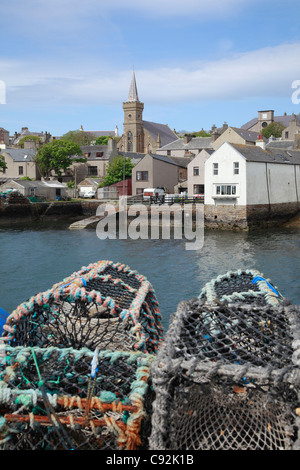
[96,152,104,158]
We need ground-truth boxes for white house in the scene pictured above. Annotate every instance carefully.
[204,141,300,227]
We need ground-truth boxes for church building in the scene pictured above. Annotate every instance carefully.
[117,71,177,154]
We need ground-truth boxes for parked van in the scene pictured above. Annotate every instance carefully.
[143,188,165,202]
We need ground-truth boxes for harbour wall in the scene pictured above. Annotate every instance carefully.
[0,199,299,230]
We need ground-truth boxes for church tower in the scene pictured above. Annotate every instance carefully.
[122,71,144,153]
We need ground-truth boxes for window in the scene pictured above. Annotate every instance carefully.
[88,166,98,176]
[193,184,204,194]
[167,150,171,156]
[127,132,133,152]
[193,166,199,176]
[213,163,218,175]
[136,171,148,181]
[216,185,237,196]
[96,152,104,158]
[18,166,23,175]
[234,162,239,175]
[285,131,289,139]
[83,152,91,158]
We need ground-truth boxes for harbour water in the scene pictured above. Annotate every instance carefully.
[0,220,299,330]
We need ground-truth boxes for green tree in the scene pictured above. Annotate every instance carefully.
[99,156,134,187]
[0,153,7,173]
[61,130,96,146]
[95,136,110,146]
[261,122,286,139]
[35,140,85,179]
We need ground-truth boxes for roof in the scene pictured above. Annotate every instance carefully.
[2,179,66,188]
[167,156,194,167]
[80,145,111,160]
[266,140,294,150]
[83,131,116,138]
[12,128,48,145]
[142,120,178,148]
[241,113,300,130]
[230,143,300,165]
[229,127,266,143]
[158,136,212,151]
[1,148,37,162]
[127,70,139,102]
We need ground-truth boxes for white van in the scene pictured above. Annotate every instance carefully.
[143,188,165,202]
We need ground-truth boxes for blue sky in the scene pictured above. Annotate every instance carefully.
[1,0,300,137]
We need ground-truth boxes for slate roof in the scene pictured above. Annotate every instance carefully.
[231,143,300,165]
[80,145,111,160]
[266,140,294,150]
[230,127,266,143]
[158,136,212,151]
[142,120,178,148]
[1,148,37,162]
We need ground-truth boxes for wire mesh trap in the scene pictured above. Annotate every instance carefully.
[0,345,155,450]
[199,269,283,306]
[1,261,163,354]
[149,298,300,450]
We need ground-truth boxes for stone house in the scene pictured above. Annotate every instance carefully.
[204,141,300,227]
[212,127,266,150]
[187,149,214,197]
[156,134,213,157]
[131,153,180,195]
[117,71,177,154]
[0,128,10,148]
[64,138,119,184]
[0,179,68,200]
[0,148,41,180]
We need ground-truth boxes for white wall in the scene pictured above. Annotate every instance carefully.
[204,142,247,205]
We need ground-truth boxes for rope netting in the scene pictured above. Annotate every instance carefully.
[199,269,283,306]
[0,345,154,450]
[1,263,300,451]
[1,261,163,354]
[150,298,300,450]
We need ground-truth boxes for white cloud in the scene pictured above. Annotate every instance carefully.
[2,42,300,106]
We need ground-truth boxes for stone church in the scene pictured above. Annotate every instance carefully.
[117,71,177,154]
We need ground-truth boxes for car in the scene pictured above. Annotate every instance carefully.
[82,190,96,199]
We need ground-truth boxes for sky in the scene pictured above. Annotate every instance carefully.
[1,0,300,137]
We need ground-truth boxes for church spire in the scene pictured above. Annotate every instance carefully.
[127,70,139,102]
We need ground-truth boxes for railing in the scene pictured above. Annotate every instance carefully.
[150,195,204,205]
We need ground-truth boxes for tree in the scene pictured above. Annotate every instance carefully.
[99,156,134,187]
[95,136,110,146]
[61,130,96,146]
[261,122,286,139]
[35,140,85,179]
[0,153,7,173]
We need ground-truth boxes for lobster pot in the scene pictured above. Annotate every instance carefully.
[199,269,283,306]
[1,261,163,354]
[0,345,154,450]
[150,299,300,450]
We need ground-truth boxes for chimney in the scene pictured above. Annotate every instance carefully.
[294,131,300,150]
[184,134,192,144]
[256,134,266,150]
